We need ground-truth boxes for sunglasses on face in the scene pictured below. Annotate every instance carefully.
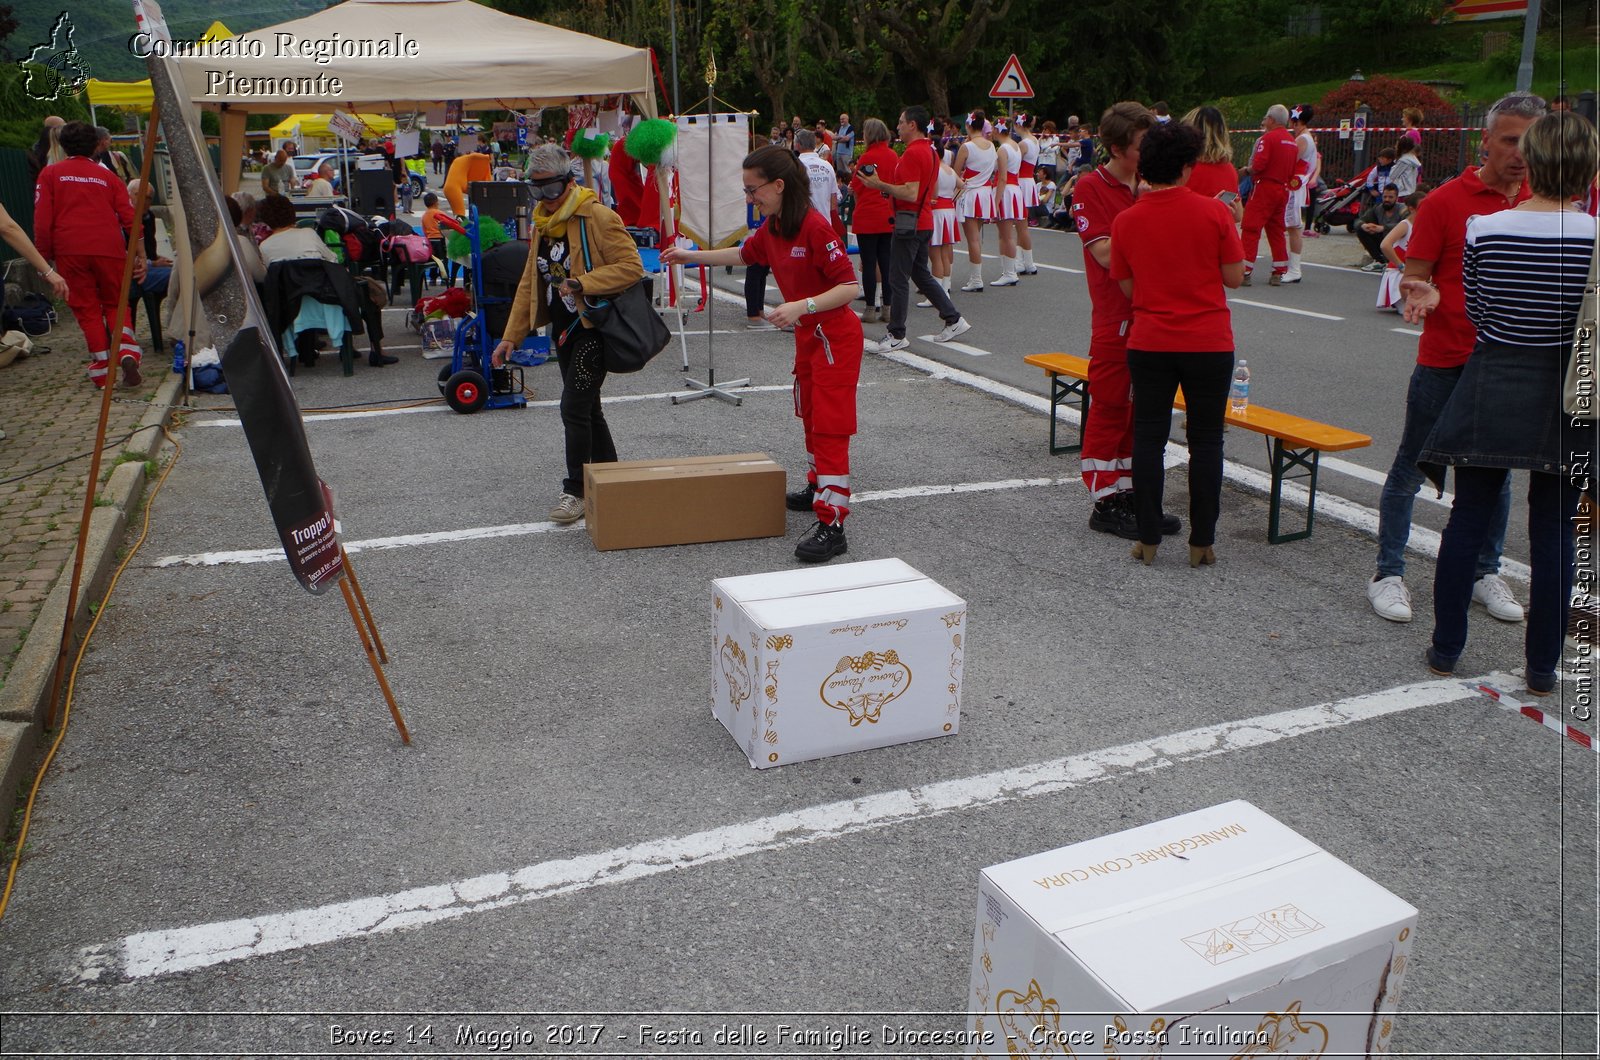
[529,174,572,200]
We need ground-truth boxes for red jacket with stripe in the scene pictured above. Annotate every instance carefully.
[34,156,134,261]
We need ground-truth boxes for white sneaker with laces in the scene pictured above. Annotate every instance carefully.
[867,335,910,353]
[549,493,585,524]
[915,298,932,308]
[1473,574,1525,622]
[931,318,971,343]
[1367,575,1412,622]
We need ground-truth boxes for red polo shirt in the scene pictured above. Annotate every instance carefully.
[1109,187,1242,352]
[1406,166,1530,368]
[741,208,856,314]
[1071,165,1137,345]
[892,138,939,232]
[1186,159,1239,201]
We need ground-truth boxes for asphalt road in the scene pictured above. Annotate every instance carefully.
[0,224,1593,1058]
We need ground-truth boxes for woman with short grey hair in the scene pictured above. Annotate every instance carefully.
[494,141,643,524]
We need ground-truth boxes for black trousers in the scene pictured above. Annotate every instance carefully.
[887,230,959,339]
[857,232,891,307]
[744,263,770,318]
[1126,349,1234,547]
[1356,226,1389,263]
[557,326,616,496]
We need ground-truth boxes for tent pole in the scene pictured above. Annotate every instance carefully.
[669,0,681,114]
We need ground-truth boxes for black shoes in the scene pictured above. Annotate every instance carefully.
[795,520,848,563]
[368,349,399,367]
[785,482,816,513]
[1089,492,1181,540]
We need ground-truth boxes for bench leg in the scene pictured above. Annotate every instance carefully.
[1048,373,1089,455]
[1267,439,1322,544]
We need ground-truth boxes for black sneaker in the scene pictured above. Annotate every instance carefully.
[785,482,816,513]
[795,520,848,563]
[1089,495,1140,540]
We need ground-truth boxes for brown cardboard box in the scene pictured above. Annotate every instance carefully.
[583,454,785,551]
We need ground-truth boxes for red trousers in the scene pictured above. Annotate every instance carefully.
[793,308,863,525]
[57,255,128,354]
[1241,180,1289,274]
[1080,337,1133,499]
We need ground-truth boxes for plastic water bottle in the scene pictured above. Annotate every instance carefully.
[172,339,185,375]
[1229,359,1250,415]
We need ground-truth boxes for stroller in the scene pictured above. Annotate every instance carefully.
[1311,167,1372,234]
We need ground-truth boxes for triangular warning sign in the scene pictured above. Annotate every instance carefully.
[990,54,1034,99]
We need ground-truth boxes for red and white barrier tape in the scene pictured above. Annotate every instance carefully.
[1476,682,1596,752]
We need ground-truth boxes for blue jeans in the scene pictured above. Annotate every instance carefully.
[1431,466,1577,681]
[1376,363,1509,580]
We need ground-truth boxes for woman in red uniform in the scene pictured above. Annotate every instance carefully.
[662,145,863,563]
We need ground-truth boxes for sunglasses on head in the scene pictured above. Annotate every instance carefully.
[529,173,572,200]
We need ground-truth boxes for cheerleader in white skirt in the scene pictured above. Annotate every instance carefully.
[953,110,997,291]
[992,119,1023,287]
[1376,215,1412,311]
[1014,113,1040,274]
[919,144,961,307]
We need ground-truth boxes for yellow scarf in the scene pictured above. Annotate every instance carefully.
[533,185,596,239]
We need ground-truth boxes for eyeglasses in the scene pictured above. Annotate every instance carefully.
[742,179,776,198]
[528,173,572,201]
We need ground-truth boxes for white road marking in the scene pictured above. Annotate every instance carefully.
[1391,327,1424,337]
[980,254,1082,274]
[66,674,1493,984]
[1228,298,1345,321]
[192,384,801,428]
[916,338,989,356]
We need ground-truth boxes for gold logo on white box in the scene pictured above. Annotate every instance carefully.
[719,635,751,711]
[1227,1001,1328,1059]
[994,979,1075,1058]
[820,649,912,726]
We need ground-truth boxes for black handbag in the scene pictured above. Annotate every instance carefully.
[576,217,671,373]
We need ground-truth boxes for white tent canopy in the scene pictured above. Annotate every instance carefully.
[169,0,656,190]
[172,0,656,114]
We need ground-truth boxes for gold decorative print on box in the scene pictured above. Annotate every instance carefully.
[820,649,912,726]
[1226,1001,1328,1059]
[764,634,792,703]
[719,635,751,712]
[994,979,1076,1059]
[941,609,964,628]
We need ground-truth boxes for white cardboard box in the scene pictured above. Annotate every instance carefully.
[966,801,1417,1058]
[711,558,967,768]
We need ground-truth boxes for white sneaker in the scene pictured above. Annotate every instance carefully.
[931,318,971,343]
[915,298,933,308]
[1473,574,1525,622]
[960,276,985,292]
[1367,576,1412,622]
[549,493,585,524]
[867,335,910,353]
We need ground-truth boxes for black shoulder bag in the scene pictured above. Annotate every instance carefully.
[892,141,934,237]
[576,216,672,373]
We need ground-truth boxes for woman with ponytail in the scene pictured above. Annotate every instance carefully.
[662,146,864,564]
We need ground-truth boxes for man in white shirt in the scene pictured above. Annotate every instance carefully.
[306,163,335,197]
[794,129,839,220]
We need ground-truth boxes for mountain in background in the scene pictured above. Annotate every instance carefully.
[6,0,330,82]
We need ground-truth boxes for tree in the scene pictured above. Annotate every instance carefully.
[0,5,18,62]
[708,0,804,127]
[851,0,1012,119]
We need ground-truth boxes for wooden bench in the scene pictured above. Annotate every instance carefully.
[1024,352,1372,544]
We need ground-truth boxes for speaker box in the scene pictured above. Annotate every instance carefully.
[349,170,397,219]
[470,180,531,229]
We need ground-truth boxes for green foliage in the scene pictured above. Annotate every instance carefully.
[0,62,88,150]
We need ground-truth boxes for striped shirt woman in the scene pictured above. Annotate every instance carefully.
[1464,209,1597,346]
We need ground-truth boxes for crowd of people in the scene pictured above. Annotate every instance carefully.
[686,94,1595,688]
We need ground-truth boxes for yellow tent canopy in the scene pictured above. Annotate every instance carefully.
[86,21,235,114]
[268,113,398,140]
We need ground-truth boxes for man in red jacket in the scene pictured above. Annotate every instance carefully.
[34,121,147,388]
[1239,104,1302,286]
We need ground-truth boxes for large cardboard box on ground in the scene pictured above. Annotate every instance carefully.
[583,454,783,551]
[966,801,1417,1059]
[711,558,967,768]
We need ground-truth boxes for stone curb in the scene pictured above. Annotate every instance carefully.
[0,372,184,833]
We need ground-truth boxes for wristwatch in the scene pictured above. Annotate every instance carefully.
[805,297,818,315]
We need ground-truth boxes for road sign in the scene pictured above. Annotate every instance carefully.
[1339,118,1352,141]
[990,54,1034,99]
[1352,113,1367,152]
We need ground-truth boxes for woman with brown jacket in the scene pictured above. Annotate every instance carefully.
[494,143,644,524]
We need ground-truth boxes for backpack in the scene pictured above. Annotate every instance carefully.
[382,233,433,264]
[342,228,382,263]
[1,291,57,337]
